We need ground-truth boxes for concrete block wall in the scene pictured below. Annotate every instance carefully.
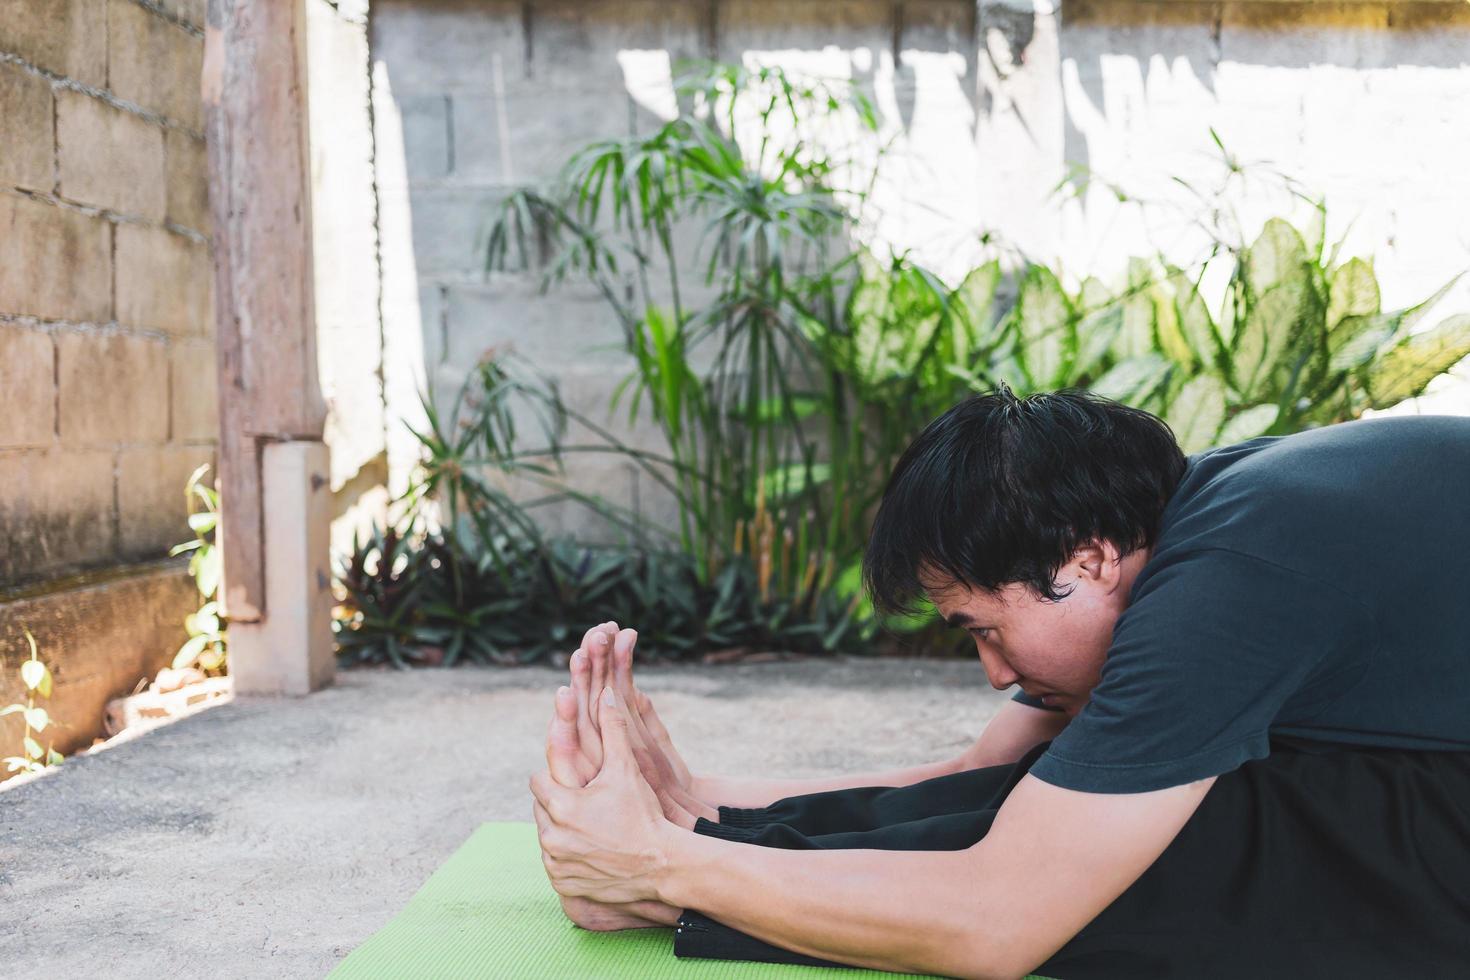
[372,0,1470,544]
[1,0,213,761]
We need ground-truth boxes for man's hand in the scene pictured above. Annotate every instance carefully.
[571,625,715,823]
[541,683,679,930]
[532,687,678,905]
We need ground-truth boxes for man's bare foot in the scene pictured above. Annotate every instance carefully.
[608,629,719,823]
[543,685,683,931]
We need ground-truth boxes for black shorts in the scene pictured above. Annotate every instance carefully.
[673,737,1470,979]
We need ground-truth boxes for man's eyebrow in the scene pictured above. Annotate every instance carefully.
[943,612,974,629]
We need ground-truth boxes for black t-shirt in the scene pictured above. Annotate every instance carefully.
[1016,415,1470,794]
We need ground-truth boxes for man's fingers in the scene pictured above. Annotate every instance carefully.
[529,769,576,823]
[590,687,639,780]
[569,651,603,770]
[588,628,611,729]
[546,686,586,789]
[612,628,641,700]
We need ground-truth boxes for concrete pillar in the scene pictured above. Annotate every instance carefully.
[204,0,335,694]
[228,442,335,696]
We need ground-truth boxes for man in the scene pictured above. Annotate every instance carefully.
[530,389,1470,979]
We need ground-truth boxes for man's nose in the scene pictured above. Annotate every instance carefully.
[977,645,1019,690]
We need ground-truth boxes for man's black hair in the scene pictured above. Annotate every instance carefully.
[862,385,1188,612]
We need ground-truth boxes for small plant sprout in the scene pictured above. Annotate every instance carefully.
[3,628,65,775]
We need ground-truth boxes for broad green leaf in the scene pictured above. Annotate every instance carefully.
[1164,375,1228,452]
[1218,403,1280,444]
[1246,218,1308,293]
[1365,314,1470,409]
[188,512,218,534]
[173,633,209,670]
[1073,303,1122,380]
[46,748,63,766]
[1170,272,1222,367]
[1153,283,1194,367]
[1090,354,1172,406]
[23,707,48,732]
[23,736,42,760]
[1400,272,1464,336]
[199,646,225,672]
[20,659,48,694]
[1014,266,1073,388]
[951,261,1001,349]
[1326,257,1379,331]
[1112,259,1157,361]
[1233,282,1304,399]
[1328,313,1400,372]
[196,546,222,599]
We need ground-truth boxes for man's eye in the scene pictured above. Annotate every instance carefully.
[970,628,991,640]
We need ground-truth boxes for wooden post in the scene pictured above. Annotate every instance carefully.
[203,0,334,694]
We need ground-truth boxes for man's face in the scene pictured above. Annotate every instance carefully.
[922,540,1149,717]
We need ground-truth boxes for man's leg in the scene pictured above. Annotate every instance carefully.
[703,741,1048,843]
[679,739,1470,979]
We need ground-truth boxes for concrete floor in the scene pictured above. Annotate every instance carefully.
[0,657,1007,979]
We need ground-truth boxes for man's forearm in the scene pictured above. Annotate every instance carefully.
[689,754,968,810]
[656,827,1016,979]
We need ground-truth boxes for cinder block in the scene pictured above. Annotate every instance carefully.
[169,340,218,442]
[399,95,451,180]
[152,0,206,28]
[56,333,169,445]
[0,63,54,192]
[164,129,210,233]
[444,281,627,368]
[107,0,205,130]
[370,0,525,92]
[117,444,215,558]
[1221,4,1392,68]
[115,224,213,336]
[900,0,976,60]
[0,449,115,583]
[56,91,167,220]
[450,88,632,184]
[529,1,706,90]
[0,195,112,323]
[406,186,509,276]
[0,327,55,448]
[717,0,893,63]
[0,0,107,88]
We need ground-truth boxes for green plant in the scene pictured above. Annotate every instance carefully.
[170,464,227,674]
[3,629,64,775]
[334,354,881,665]
[485,60,902,594]
[464,72,1468,657]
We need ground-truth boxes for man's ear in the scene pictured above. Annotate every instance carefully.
[1071,539,1120,589]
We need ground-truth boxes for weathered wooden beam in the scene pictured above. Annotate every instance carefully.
[202,0,326,624]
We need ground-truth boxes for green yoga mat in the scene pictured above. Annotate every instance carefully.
[329,821,1056,979]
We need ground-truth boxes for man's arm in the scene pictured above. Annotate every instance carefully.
[690,699,1070,809]
[657,772,1213,979]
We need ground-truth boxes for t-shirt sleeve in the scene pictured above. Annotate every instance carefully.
[1027,547,1369,794]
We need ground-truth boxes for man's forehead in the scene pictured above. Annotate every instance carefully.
[919,570,1011,614]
